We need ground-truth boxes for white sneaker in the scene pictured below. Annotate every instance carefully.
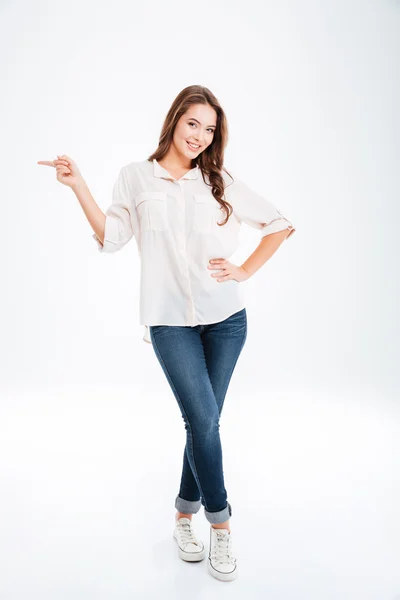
[173,517,206,562]
[207,526,237,581]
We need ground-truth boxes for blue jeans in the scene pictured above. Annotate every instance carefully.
[149,308,247,524]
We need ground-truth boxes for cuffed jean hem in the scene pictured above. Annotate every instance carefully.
[175,495,232,523]
[205,501,232,525]
[175,494,202,514]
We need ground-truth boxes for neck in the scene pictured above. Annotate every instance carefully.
[159,146,193,171]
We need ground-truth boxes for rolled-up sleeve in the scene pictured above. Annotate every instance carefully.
[225,175,296,240]
[92,166,139,253]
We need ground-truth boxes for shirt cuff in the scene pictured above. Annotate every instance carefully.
[260,218,296,239]
[91,217,120,253]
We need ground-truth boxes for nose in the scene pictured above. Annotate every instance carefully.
[194,130,206,145]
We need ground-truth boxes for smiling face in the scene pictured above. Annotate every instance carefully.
[172,103,217,161]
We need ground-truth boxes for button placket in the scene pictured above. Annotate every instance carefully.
[176,179,197,326]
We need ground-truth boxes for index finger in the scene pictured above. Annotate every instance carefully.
[37,160,55,167]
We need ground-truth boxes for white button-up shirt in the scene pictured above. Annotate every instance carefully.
[92,158,295,344]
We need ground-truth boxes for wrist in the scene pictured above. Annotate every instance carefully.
[72,178,87,194]
[240,265,252,280]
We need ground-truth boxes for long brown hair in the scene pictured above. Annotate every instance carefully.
[147,85,234,226]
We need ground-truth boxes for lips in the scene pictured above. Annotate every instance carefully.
[187,141,200,149]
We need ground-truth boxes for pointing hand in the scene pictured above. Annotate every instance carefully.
[37,154,83,189]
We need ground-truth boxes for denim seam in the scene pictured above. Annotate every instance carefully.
[150,330,207,508]
[208,325,247,416]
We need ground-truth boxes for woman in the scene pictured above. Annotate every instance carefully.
[38,84,295,582]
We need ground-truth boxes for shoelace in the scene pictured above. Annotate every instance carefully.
[176,521,199,547]
[210,530,235,564]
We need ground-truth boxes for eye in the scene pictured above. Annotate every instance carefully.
[189,122,215,134]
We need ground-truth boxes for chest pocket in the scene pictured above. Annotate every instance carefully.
[135,192,168,231]
[193,193,218,234]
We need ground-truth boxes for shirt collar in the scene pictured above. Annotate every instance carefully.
[153,158,199,180]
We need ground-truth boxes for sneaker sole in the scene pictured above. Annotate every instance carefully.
[207,557,238,581]
[173,534,206,562]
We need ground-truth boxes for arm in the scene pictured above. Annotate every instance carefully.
[223,172,296,278]
[89,166,139,254]
[72,178,106,244]
[240,228,293,278]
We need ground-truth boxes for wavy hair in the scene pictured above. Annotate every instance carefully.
[147,85,234,226]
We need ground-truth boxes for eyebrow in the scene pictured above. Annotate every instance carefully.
[187,117,217,128]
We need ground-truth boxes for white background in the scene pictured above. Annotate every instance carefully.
[1,0,399,598]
